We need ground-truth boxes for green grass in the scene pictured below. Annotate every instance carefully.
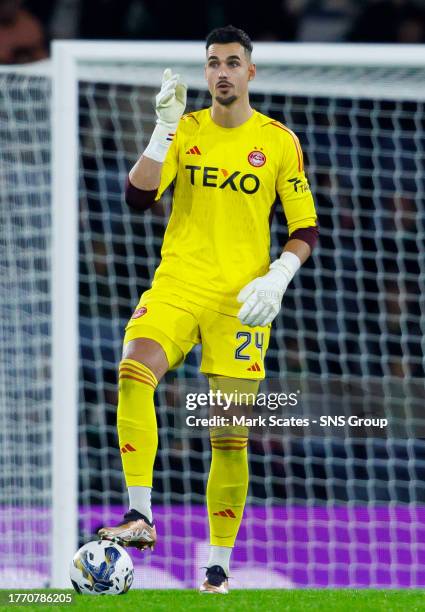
[1,589,425,612]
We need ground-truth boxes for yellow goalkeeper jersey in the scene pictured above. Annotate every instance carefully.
[143,108,317,315]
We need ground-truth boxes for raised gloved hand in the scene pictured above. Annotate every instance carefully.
[144,68,187,162]
[237,252,301,327]
[155,68,187,128]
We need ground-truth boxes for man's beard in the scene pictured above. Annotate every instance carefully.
[215,94,237,106]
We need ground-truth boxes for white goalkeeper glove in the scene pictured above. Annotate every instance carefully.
[143,68,187,163]
[237,252,301,327]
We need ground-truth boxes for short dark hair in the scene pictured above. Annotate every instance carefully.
[205,25,253,58]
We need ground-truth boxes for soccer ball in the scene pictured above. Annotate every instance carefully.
[70,539,134,595]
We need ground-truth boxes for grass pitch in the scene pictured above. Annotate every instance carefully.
[1,589,425,611]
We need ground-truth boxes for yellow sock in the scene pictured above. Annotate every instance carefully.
[207,430,249,547]
[206,376,258,548]
[117,358,158,487]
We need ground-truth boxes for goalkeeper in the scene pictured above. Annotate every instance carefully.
[99,25,318,594]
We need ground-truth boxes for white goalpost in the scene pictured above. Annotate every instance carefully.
[1,41,425,589]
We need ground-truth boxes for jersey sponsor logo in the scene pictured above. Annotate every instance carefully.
[248,150,266,167]
[131,306,147,319]
[288,177,310,194]
[185,165,260,195]
[213,508,236,518]
[247,362,261,372]
[185,145,202,155]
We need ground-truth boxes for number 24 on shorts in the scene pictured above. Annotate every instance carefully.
[235,331,264,360]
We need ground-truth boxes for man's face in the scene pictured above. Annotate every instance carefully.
[205,42,256,107]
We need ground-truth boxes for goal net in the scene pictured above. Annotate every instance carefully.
[0,68,52,587]
[1,42,425,589]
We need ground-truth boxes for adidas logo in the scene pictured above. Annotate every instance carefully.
[213,508,236,518]
[247,362,261,372]
[186,145,202,155]
[120,443,136,454]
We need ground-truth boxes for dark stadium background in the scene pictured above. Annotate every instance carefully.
[5,0,425,50]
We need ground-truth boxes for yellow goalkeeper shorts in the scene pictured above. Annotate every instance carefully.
[124,293,270,380]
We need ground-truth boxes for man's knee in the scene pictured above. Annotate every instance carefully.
[208,375,260,401]
[122,337,169,381]
[208,375,259,441]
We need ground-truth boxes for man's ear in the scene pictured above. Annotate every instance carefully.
[248,63,256,81]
